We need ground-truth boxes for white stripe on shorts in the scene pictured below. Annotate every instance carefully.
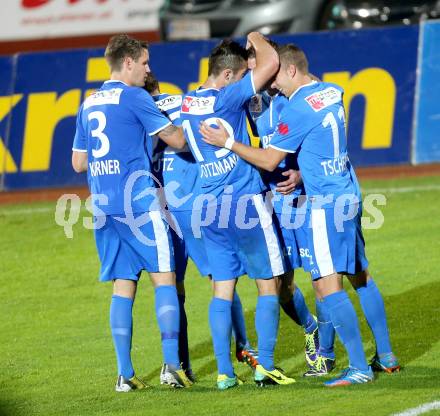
[252,194,285,276]
[150,210,171,272]
[311,209,335,277]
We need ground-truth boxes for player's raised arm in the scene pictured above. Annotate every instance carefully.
[247,32,279,92]
[157,124,186,149]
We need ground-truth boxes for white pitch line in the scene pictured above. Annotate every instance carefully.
[0,207,82,216]
[0,206,54,216]
[391,400,440,416]
[362,184,440,194]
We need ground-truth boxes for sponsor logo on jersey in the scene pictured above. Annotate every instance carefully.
[84,88,122,109]
[305,87,342,112]
[181,96,215,115]
[156,95,182,113]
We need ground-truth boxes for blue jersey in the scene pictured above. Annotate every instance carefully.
[270,81,361,208]
[150,93,200,211]
[180,71,265,204]
[249,92,305,213]
[72,80,171,215]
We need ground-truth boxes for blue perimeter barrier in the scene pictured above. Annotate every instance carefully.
[414,20,440,164]
[0,24,435,190]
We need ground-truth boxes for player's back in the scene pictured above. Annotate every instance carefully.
[74,80,170,215]
[276,81,360,205]
[180,72,265,202]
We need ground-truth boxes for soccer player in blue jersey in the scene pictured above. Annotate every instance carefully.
[180,33,295,389]
[71,34,192,391]
[144,74,258,383]
[201,43,400,386]
[247,46,320,369]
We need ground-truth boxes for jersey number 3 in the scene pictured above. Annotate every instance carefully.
[89,111,110,158]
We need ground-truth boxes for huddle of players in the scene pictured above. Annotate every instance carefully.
[72,33,400,392]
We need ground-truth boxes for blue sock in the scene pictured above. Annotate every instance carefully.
[231,291,248,348]
[256,295,279,371]
[177,294,190,370]
[356,279,392,355]
[209,297,234,377]
[316,298,336,359]
[323,290,368,371]
[110,295,134,379]
[155,285,180,369]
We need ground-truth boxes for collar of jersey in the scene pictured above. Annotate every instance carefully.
[288,80,317,101]
[196,87,219,92]
[103,80,129,86]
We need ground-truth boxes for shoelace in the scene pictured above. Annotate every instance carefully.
[305,331,317,355]
[314,356,326,371]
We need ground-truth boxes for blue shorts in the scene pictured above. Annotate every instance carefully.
[307,204,369,280]
[294,218,313,273]
[94,212,175,282]
[275,209,312,272]
[169,209,211,281]
[200,193,286,281]
[274,211,310,272]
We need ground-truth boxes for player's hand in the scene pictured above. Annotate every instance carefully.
[247,31,263,48]
[276,169,301,195]
[200,119,229,148]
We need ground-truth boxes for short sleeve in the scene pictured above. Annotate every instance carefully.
[215,71,256,112]
[72,105,87,152]
[269,107,305,154]
[131,89,172,135]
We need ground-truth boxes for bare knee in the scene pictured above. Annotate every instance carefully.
[113,279,137,299]
[312,273,343,299]
[256,277,278,296]
[150,271,176,288]
[213,279,236,301]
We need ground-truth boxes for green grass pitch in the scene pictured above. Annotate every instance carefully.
[1,175,440,415]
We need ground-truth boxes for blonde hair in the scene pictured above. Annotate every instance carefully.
[277,44,308,74]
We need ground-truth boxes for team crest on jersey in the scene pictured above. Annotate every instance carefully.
[181,96,215,115]
[84,88,123,109]
[156,95,182,112]
[304,87,341,112]
[249,94,263,114]
[278,122,289,135]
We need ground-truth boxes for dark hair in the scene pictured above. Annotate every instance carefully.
[144,72,160,94]
[247,39,279,59]
[105,34,148,72]
[277,44,308,74]
[208,39,248,76]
